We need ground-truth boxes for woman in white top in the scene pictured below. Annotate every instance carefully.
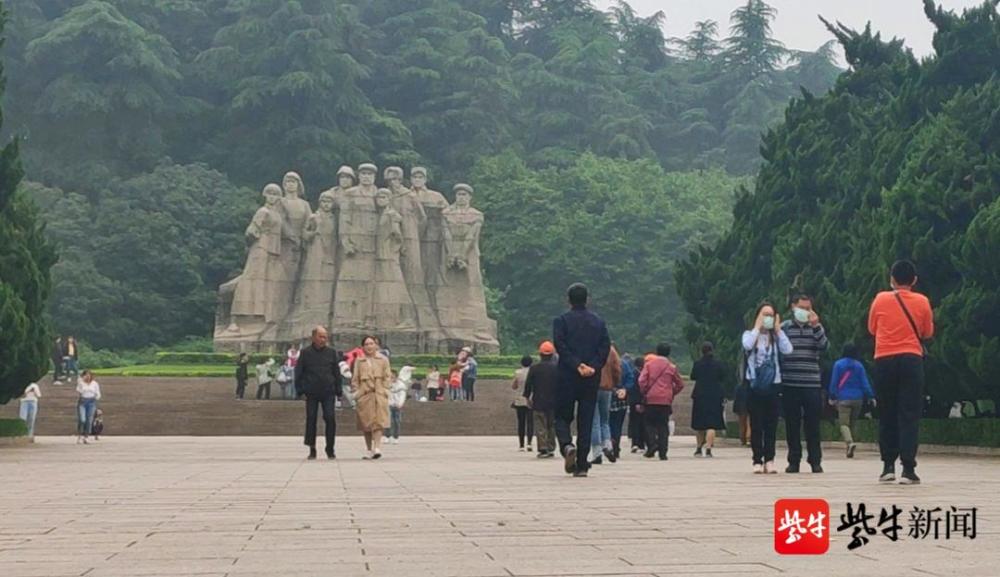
[425,365,441,401]
[388,366,412,443]
[511,355,534,452]
[741,301,793,474]
[19,383,42,437]
[76,370,102,444]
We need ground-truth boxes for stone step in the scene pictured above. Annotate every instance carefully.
[1,375,699,436]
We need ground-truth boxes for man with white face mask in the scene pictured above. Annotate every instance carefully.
[780,293,829,474]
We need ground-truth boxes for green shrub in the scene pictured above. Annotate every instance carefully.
[724,418,1000,447]
[0,418,29,437]
[93,364,516,379]
[154,352,525,367]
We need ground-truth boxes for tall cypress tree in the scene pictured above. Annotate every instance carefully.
[0,6,57,405]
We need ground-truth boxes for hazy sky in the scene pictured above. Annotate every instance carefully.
[594,0,987,58]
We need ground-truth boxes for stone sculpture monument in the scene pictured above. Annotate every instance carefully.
[215,163,499,354]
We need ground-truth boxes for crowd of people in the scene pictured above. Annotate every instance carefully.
[17,260,932,487]
[501,259,931,486]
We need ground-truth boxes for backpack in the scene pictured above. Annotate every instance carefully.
[750,343,779,396]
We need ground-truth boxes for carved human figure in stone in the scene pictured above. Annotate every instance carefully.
[292,191,338,329]
[228,184,285,332]
[412,166,449,307]
[323,165,356,205]
[278,171,312,318]
[385,166,437,334]
[371,188,417,330]
[332,163,379,330]
[437,184,497,343]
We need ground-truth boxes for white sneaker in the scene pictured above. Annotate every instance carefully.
[363,451,372,460]
[764,461,778,474]
[753,463,764,474]
[392,438,398,445]
[519,447,525,452]
[76,436,82,444]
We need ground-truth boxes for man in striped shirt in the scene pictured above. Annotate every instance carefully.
[780,293,829,473]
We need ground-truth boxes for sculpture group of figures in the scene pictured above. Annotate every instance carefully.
[214,164,499,354]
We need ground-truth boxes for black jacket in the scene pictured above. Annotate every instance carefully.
[236,359,249,382]
[294,345,342,398]
[553,306,610,388]
[524,357,560,411]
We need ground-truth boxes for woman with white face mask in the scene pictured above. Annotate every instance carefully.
[742,301,793,474]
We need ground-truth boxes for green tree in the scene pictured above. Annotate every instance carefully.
[723,0,786,81]
[0,10,57,404]
[681,19,721,61]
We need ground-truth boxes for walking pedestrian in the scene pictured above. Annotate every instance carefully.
[780,293,829,473]
[76,370,101,444]
[351,336,392,459]
[235,353,249,399]
[628,355,646,453]
[426,365,441,401]
[65,336,79,378]
[19,382,41,437]
[590,345,622,464]
[609,354,635,460]
[512,355,534,452]
[255,359,274,399]
[742,301,793,474]
[51,337,64,383]
[690,342,727,458]
[389,366,411,444]
[284,343,300,398]
[294,326,342,460]
[638,344,685,460]
[868,260,933,485]
[553,283,611,477]
[828,343,876,459]
[525,341,559,458]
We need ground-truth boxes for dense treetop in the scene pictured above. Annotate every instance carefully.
[1,0,834,353]
[677,0,1000,412]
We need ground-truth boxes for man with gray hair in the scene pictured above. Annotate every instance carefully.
[294,326,342,459]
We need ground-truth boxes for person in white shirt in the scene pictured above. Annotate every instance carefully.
[388,366,412,444]
[426,366,441,401]
[76,370,102,444]
[19,383,42,437]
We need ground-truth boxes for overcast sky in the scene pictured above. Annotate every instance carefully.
[593,0,987,58]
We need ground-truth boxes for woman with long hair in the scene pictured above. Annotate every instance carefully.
[742,301,793,474]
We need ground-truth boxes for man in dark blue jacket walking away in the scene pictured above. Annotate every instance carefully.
[553,283,611,477]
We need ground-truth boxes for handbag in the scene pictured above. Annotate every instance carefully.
[893,291,929,358]
[750,343,779,396]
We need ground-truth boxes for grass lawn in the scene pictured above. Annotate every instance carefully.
[93,364,517,380]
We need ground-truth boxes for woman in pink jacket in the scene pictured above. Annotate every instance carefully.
[638,344,685,460]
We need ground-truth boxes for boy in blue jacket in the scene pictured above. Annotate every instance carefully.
[828,343,876,458]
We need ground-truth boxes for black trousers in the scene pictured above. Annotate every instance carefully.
[304,394,336,450]
[463,376,476,401]
[749,393,779,465]
[875,354,924,469]
[628,405,646,449]
[643,405,672,457]
[781,387,823,466]
[555,378,598,472]
[256,381,271,399]
[514,406,534,447]
[236,377,247,399]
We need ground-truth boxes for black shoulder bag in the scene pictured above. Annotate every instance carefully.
[893,291,929,358]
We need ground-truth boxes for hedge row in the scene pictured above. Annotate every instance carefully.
[155,352,526,367]
[0,418,29,438]
[724,418,1000,448]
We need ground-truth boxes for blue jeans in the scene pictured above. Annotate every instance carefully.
[390,406,402,439]
[20,400,38,436]
[78,398,97,435]
[590,389,612,453]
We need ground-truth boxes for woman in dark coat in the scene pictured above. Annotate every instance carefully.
[690,342,727,457]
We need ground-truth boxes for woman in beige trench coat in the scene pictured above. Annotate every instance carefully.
[351,335,392,459]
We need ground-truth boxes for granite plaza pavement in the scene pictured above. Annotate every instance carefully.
[1,435,997,577]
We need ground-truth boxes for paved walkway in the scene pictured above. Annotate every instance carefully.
[1,436,996,577]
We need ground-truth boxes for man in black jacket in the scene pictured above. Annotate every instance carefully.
[294,326,342,460]
[524,340,559,458]
[553,283,611,477]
